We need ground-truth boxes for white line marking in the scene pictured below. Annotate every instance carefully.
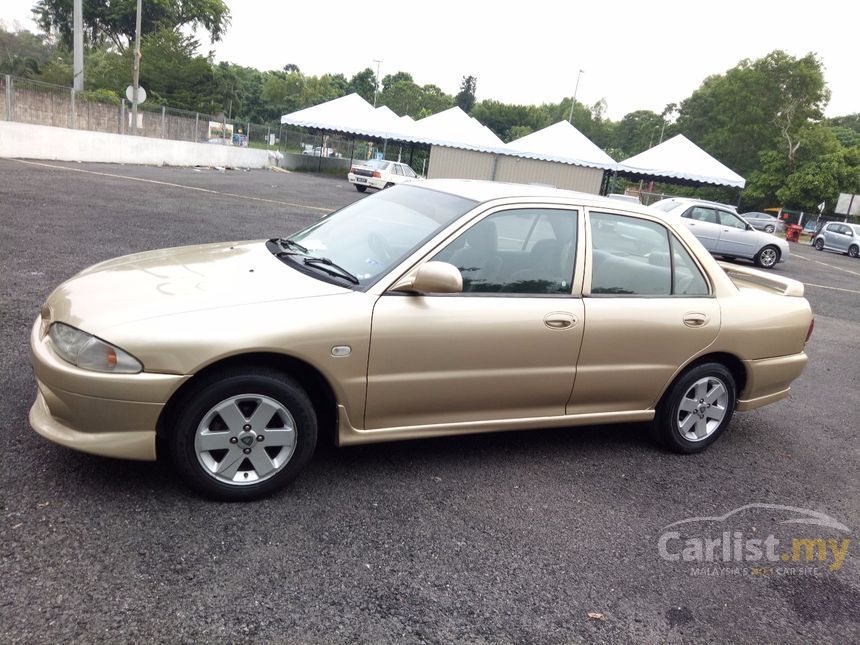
[792,252,860,277]
[803,282,860,295]
[11,159,333,213]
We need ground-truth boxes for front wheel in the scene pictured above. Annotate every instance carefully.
[653,363,737,453]
[849,245,859,258]
[754,245,780,268]
[764,224,775,233]
[354,184,367,193]
[168,368,317,501]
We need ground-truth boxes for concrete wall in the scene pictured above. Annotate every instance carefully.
[0,121,273,168]
[427,146,604,194]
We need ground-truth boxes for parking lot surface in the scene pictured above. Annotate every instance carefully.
[1,159,858,643]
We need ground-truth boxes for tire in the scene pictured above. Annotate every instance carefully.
[652,362,737,454]
[168,367,317,501]
[814,238,824,251]
[849,245,859,258]
[764,224,775,233]
[354,184,367,193]
[754,245,780,268]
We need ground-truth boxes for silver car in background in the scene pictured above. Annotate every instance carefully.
[812,222,860,258]
[650,198,790,269]
[741,211,785,234]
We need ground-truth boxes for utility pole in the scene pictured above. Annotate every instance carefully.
[72,0,83,91]
[131,0,143,135]
[372,59,382,107]
[567,69,584,124]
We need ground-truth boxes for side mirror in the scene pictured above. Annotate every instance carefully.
[747,224,754,231]
[390,261,463,294]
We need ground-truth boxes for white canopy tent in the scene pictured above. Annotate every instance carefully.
[617,134,745,188]
[505,121,617,171]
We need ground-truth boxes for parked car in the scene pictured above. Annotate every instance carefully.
[29,181,813,500]
[741,211,785,234]
[811,222,860,257]
[606,193,641,205]
[650,198,790,269]
[302,146,340,158]
[348,159,422,192]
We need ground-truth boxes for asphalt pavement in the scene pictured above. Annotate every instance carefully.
[1,159,858,644]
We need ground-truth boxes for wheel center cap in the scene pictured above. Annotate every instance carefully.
[238,431,256,447]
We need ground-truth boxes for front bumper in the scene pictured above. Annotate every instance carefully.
[29,318,188,460]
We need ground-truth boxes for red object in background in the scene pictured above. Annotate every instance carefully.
[786,224,803,242]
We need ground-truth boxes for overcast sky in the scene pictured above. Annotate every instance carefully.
[4,0,857,120]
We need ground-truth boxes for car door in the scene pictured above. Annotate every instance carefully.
[365,206,585,430]
[680,206,721,251]
[715,210,758,259]
[569,210,719,414]
[831,224,851,252]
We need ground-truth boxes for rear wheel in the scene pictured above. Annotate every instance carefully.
[764,224,775,233]
[168,368,317,501]
[814,238,824,250]
[848,245,859,258]
[354,184,367,193]
[653,363,736,453]
[754,245,780,268]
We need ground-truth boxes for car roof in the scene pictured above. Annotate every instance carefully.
[652,196,737,210]
[416,179,658,214]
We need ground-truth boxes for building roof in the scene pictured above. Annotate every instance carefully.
[618,134,746,188]
[505,121,617,170]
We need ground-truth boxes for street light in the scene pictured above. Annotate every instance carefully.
[372,59,382,107]
[567,69,584,123]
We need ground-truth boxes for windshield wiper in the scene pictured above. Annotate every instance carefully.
[275,238,309,254]
[303,257,359,284]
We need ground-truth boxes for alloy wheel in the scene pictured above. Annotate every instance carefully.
[676,377,728,442]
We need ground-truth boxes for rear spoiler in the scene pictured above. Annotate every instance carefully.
[717,262,805,297]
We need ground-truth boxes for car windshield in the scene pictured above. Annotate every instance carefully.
[288,185,477,286]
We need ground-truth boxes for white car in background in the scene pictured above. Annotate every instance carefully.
[650,198,789,269]
[348,159,423,192]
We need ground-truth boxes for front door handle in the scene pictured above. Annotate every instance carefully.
[544,312,577,330]
[683,312,709,328]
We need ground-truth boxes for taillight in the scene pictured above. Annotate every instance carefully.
[372,171,382,178]
[805,318,814,344]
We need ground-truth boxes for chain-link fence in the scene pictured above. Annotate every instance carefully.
[1,74,280,150]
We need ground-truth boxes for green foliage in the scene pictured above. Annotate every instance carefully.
[455,75,477,113]
[0,28,57,77]
[612,110,664,158]
[348,68,376,102]
[33,0,231,48]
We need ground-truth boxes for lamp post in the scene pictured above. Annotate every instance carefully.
[372,59,382,107]
[72,0,83,91]
[131,0,143,135]
[567,69,584,123]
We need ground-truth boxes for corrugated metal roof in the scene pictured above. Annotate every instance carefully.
[618,134,746,188]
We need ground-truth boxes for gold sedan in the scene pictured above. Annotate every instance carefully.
[29,180,814,500]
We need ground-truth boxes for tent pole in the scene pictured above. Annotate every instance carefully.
[318,131,323,172]
[349,137,355,166]
[408,144,415,166]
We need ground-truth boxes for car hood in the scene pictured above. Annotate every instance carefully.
[42,240,349,336]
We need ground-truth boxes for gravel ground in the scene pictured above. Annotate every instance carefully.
[1,159,858,644]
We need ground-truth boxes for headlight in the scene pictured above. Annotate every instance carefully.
[48,322,142,374]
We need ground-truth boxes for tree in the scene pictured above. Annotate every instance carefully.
[612,110,664,158]
[455,74,477,113]
[381,71,413,92]
[379,79,422,116]
[676,50,829,177]
[348,68,376,102]
[33,0,231,49]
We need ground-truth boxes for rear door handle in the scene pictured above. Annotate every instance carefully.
[683,312,709,328]
[544,312,577,330]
